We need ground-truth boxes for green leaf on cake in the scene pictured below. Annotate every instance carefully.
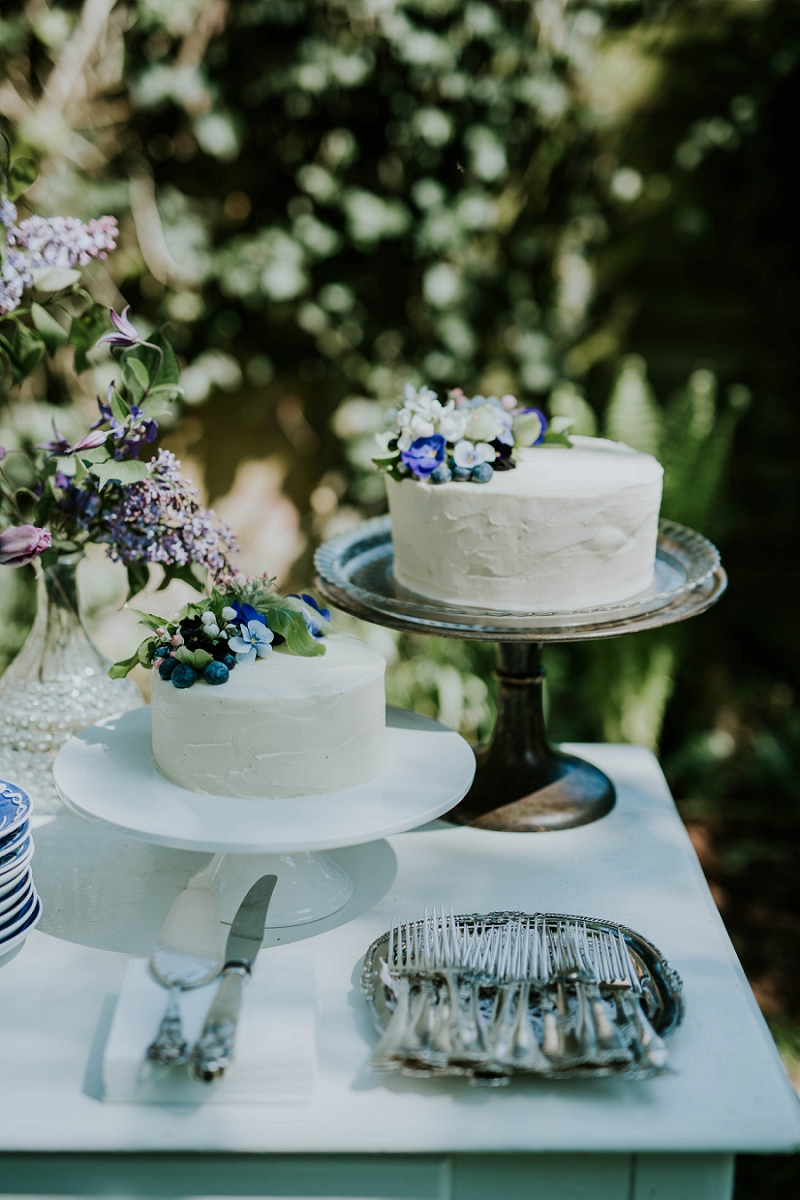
[266,606,325,657]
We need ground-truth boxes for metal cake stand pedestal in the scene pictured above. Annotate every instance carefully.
[52,706,476,927]
[315,517,726,834]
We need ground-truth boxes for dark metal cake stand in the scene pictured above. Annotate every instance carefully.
[315,517,726,833]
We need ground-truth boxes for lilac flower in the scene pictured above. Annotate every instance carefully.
[229,620,274,665]
[1,212,118,316]
[289,593,331,639]
[97,307,140,350]
[0,524,51,567]
[98,448,236,576]
[0,198,17,228]
[400,434,446,478]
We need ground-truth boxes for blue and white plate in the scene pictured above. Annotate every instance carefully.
[0,816,29,854]
[0,780,31,839]
[0,872,32,918]
[0,888,37,941]
[0,881,34,931]
[0,820,30,857]
[0,837,32,879]
[0,896,41,958]
[0,855,31,898]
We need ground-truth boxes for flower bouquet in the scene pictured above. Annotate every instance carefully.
[0,150,234,808]
[373,385,574,485]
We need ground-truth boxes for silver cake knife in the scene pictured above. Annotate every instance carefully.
[189,873,278,1083]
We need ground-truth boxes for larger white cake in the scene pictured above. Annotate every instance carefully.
[386,436,664,613]
[151,635,387,799]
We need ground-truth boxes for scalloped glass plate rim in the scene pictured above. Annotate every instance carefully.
[315,516,720,626]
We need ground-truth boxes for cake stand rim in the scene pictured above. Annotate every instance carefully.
[52,705,476,854]
[313,515,726,641]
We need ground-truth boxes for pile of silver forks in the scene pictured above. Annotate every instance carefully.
[368,911,676,1085]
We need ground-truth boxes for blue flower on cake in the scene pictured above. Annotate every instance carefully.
[229,621,274,665]
[512,407,548,447]
[289,593,332,639]
[453,440,496,470]
[400,434,446,478]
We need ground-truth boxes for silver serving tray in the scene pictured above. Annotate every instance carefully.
[361,911,684,1081]
[315,516,725,641]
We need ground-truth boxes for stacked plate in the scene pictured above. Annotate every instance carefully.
[0,779,41,958]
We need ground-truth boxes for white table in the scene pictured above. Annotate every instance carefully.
[1,744,798,1200]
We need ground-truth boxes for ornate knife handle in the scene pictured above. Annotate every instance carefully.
[190,965,248,1082]
[147,983,190,1066]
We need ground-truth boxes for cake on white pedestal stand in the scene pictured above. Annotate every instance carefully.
[53,705,476,927]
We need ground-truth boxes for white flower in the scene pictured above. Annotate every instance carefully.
[200,611,217,626]
[206,624,220,638]
[466,403,504,443]
[375,430,398,453]
[438,405,470,443]
[409,412,435,438]
[221,606,237,622]
[398,431,414,451]
[453,440,496,469]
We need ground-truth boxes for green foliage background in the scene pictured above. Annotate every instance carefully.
[1,2,800,1186]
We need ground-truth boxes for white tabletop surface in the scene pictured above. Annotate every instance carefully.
[2,743,799,1155]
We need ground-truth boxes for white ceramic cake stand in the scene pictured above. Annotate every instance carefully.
[53,705,476,927]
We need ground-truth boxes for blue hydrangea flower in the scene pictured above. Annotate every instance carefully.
[229,620,274,665]
[289,593,332,639]
[400,434,446,478]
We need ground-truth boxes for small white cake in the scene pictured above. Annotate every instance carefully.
[151,635,387,799]
[386,437,664,613]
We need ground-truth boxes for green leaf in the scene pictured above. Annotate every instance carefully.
[31,303,69,353]
[109,652,141,680]
[137,637,156,666]
[122,355,149,404]
[127,607,166,632]
[78,446,111,464]
[190,649,213,669]
[88,457,150,488]
[33,484,57,528]
[174,646,194,665]
[6,157,38,200]
[8,324,45,383]
[122,327,182,404]
[68,303,110,374]
[126,562,150,600]
[109,387,129,425]
[31,266,82,293]
[266,607,325,657]
[541,430,572,448]
[38,547,59,570]
[159,563,204,592]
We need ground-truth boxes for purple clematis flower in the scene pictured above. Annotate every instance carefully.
[0,524,52,567]
[401,434,446,479]
[37,421,70,455]
[98,306,141,350]
[65,429,108,456]
[54,471,71,490]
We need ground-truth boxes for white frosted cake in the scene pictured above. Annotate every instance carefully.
[386,437,663,613]
[150,635,387,799]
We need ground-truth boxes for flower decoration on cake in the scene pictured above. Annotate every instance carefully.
[373,384,575,484]
[110,573,332,689]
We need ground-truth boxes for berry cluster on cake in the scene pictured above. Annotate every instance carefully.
[111,573,387,800]
[374,386,664,614]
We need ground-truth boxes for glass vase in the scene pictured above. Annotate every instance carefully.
[0,554,143,814]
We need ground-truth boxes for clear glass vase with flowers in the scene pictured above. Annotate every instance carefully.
[0,150,235,811]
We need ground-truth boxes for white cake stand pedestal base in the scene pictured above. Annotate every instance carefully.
[53,706,476,927]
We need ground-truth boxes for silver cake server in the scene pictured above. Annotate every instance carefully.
[189,873,278,1083]
[147,886,226,1066]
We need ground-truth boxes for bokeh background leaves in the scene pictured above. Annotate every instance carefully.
[1,2,800,1187]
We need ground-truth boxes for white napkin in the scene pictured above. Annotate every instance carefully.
[103,955,316,1103]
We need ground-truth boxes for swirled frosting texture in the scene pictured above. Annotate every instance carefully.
[387,437,664,613]
[151,635,387,798]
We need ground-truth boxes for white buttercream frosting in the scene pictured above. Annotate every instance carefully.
[151,635,387,798]
[386,436,664,613]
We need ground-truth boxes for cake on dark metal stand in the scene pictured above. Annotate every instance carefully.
[315,517,726,833]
